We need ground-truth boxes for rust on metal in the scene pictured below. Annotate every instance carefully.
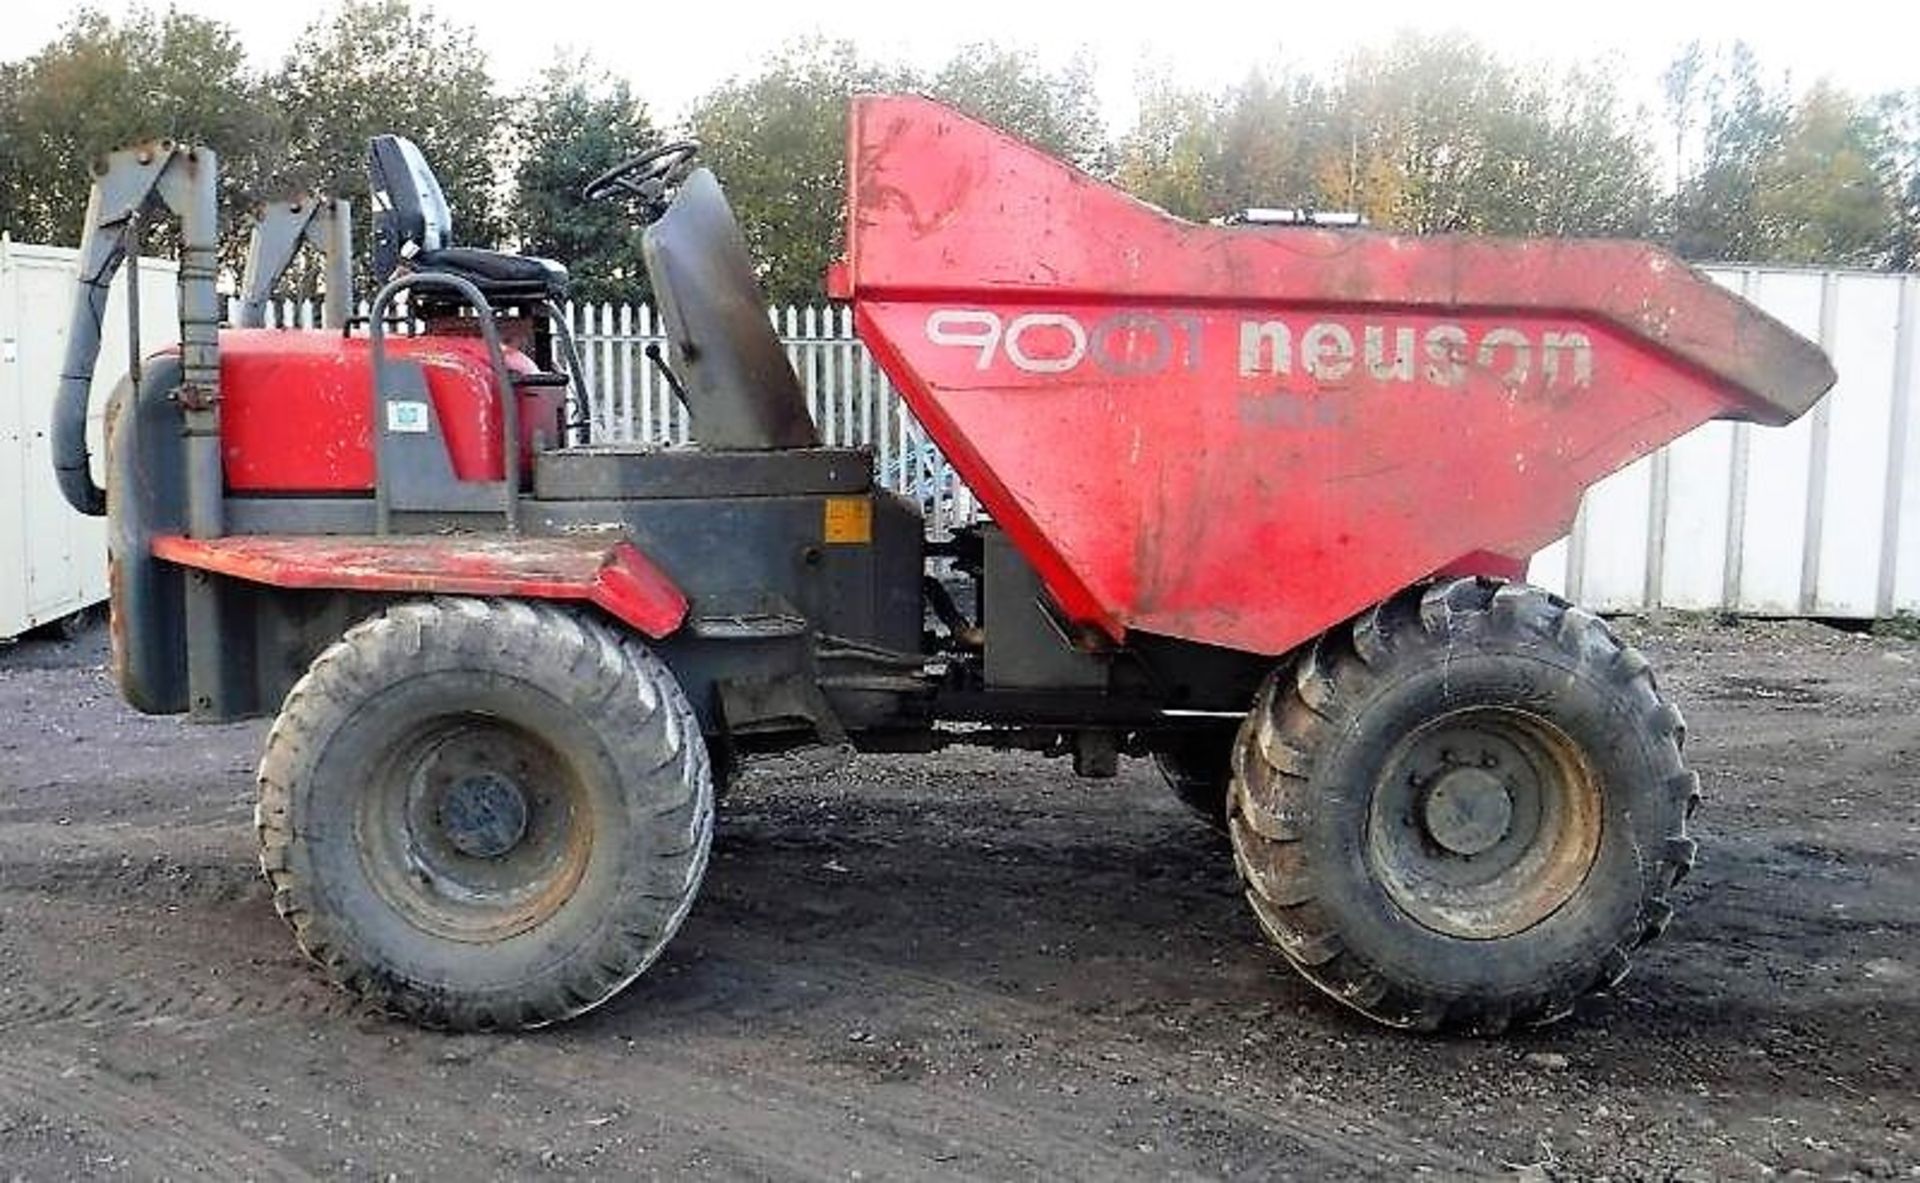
[834,96,1838,657]
[149,533,689,639]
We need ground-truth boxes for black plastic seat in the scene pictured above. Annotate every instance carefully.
[414,247,568,302]
[369,134,569,306]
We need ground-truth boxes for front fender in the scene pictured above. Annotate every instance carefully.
[147,533,689,639]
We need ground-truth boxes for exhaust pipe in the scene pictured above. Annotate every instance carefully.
[51,144,222,527]
[52,183,120,516]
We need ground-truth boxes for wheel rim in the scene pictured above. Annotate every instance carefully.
[358,715,594,943]
[1366,707,1603,939]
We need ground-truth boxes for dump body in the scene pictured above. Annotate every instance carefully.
[834,96,1837,657]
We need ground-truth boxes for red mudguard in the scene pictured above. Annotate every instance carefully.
[834,95,1836,657]
[150,534,688,639]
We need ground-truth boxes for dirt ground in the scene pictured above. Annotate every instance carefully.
[0,615,1914,1181]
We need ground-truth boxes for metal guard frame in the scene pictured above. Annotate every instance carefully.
[366,272,523,535]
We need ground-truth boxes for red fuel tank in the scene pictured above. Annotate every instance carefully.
[216,328,559,494]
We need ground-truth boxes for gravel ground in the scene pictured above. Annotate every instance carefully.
[0,614,1914,1180]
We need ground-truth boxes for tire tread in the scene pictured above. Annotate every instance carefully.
[1228,577,1697,1033]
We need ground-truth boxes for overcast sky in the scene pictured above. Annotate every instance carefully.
[3,0,1914,130]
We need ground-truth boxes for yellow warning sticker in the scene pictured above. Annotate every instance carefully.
[822,496,873,544]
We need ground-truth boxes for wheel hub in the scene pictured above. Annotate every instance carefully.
[1367,707,1604,940]
[440,771,530,859]
[1422,766,1513,856]
[357,717,593,943]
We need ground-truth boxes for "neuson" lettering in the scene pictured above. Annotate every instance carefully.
[1238,320,1593,390]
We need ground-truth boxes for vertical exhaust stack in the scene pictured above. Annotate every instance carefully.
[52,143,224,531]
[53,180,124,516]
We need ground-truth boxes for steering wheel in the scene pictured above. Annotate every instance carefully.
[583,140,701,204]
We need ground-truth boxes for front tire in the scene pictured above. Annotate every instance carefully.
[257,597,712,1030]
[1229,579,1698,1033]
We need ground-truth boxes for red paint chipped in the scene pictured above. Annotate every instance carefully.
[150,534,687,639]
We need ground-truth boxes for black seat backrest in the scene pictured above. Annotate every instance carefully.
[642,168,818,451]
[368,134,453,283]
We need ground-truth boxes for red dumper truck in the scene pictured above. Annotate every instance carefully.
[47,96,1834,1032]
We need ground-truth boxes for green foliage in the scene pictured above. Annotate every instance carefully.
[3,14,1918,302]
[1751,83,1894,265]
[1117,35,1657,239]
[0,7,276,268]
[688,38,1110,303]
[507,59,660,303]
[930,45,1107,170]
[1665,43,1791,261]
[1665,44,1903,267]
[1871,90,1920,270]
[274,0,507,257]
[1114,72,1222,218]
[686,39,908,306]
[0,0,506,283]
[1326,37,1656,236]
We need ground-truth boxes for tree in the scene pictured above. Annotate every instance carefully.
[506,59,660,303]
[1666,45,1901,266]
[1324,36,1656,237]
[1876,90,1920,269]
[1661,40,1707,195]
[274,0,506,258]
[0,8,275,268]
[929,45,1107,171]
[1666,43,1790,260]
[1115,72,1223,219]
[1751,83,1894,266]
[686,39,909,305]
[687,39,1109,303]
[1117,36,1657,239]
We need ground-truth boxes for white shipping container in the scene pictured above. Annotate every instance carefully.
[1528,267,1920,616]
[0,236,179,639]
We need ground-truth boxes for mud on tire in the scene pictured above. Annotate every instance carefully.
[256,597,712,1030]
[1228,578,1698,1033]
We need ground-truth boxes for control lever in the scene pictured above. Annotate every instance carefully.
[644,342,691,409]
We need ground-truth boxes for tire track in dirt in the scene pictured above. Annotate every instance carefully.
[0,828,1468,1173]
[0,855,262,905]
[0,914,1158,1175]
[486,1039,1005,1180]
[0,975,357,1035]
[0,1044,311,1180]
[685,823,1467,1174]
[679,939,1476,1176]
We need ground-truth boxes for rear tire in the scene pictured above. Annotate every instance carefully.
[257,597,712,1030]
[1229,578,1698,1033]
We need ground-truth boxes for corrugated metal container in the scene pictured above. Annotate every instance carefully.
[1530,266,1920,617]
[0,236,179,639]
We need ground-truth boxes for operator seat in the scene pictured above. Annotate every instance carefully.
[368,134,568,306]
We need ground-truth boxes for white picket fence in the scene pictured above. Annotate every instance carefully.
[251,297,982,533]
[253,265,1920,618]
